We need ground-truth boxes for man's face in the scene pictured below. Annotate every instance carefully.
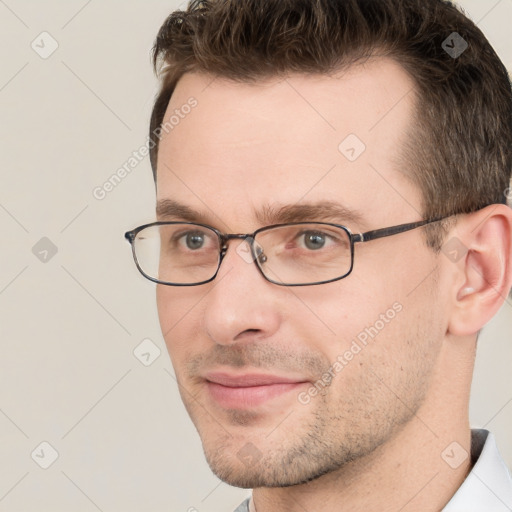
[156,59,447,487]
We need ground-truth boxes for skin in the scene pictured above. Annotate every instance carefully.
[154,59,512,512]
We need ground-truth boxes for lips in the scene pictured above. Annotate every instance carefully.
[204,372,308,409]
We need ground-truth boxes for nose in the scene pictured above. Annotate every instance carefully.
[202,238,281,346]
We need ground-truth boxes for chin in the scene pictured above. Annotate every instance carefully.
[200,431,357,489]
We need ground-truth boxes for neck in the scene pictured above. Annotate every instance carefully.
[252,338,475,512]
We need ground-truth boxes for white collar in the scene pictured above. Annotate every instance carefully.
[443,429,512,511]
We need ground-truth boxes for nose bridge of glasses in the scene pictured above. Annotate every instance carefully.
[220,233,251,253]
[220,233,267,265]
[221,232,250,242]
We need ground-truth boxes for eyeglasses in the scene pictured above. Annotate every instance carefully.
[124,216,449,287]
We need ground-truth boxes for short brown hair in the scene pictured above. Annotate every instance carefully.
[149,0,512,248]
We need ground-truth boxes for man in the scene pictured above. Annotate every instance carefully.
[125,0,512,510]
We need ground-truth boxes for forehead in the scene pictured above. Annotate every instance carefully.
[156,59,421,230]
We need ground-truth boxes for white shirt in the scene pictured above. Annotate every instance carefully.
[444,430,512,511]
[233,430,512,511]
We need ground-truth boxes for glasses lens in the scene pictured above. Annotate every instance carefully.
[254,223,352,285]
[133,223,220,284]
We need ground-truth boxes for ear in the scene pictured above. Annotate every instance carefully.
[447,204,512,337]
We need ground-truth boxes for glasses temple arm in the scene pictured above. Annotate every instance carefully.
[356,217,447,243]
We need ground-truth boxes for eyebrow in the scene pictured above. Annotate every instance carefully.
[156,199,210,223]
[156,199,365,228]
[255,202,365,227]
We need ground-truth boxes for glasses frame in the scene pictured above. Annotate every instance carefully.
[124,215,450,287]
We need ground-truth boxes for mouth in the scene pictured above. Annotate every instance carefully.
[204,372,309,409]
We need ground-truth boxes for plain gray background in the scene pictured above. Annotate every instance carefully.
[0,1,511,511]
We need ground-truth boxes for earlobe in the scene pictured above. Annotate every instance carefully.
[447,205,512,337]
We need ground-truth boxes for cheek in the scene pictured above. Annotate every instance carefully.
[320,291,443,421]
[156,285,174,332]
[358,237,438,301]
[156,286,205,363]
[300,253,442,367]
[291,279,398,353]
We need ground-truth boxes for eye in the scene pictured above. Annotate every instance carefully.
[302,231,327,250]
[172,229,216,251]
[183,232,206,250]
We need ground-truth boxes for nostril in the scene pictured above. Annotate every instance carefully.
[233,328,263,342]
